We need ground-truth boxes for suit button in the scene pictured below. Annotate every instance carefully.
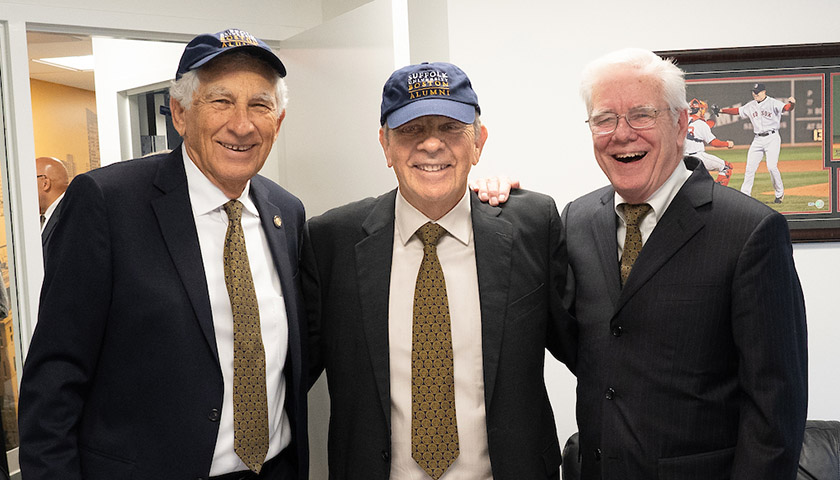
[611,326,623,337]
[605,388,615,400]
[381,450,390,462]
[594,448,602,461]
[208,409,220,422]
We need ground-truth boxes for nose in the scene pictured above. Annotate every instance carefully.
[228,105,256,136]
[611,115,637,142]
[417,133,444,152]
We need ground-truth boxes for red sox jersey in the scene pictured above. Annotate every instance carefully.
[684,118,717,155]
[738,97,787,134]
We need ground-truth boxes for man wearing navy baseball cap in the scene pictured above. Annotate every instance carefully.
[301,61,576,479]
[19,28,309,480]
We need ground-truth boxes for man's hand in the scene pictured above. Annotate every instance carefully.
[727,140,735,149]
[469,176,519,206]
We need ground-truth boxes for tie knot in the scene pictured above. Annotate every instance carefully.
[223,200,244,223]
[417,222,446,246]
[619,203,652,226]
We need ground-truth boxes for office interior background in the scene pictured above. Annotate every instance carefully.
[1,0,838,477]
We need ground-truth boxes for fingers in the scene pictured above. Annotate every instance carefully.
[727,140,735,149]
[469,176,520,205]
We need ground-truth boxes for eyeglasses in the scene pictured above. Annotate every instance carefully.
[586,106,661,135]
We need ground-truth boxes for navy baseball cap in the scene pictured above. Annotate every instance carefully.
[380,62,480,127]
[176,28,286,80]
[752,83,766,93]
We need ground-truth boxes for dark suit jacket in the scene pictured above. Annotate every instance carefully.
[562,157,807,480]
[18,148,309,480]
[40,196,63,261]
[302,189,576,479]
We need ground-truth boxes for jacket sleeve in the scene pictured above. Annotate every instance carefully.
[730,212,808,479]
[546,197,578,374]
[18,173,113,479]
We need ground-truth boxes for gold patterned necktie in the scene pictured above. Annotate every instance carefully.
[222,200,269,473]
[618,203,652,286]
[411,222,459,479]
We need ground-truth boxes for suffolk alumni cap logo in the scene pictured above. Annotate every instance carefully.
[380,62,480,127]
[176,28,286,80]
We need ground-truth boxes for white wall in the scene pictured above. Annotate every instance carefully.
[92,37,186,165]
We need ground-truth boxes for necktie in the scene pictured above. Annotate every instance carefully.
[618,203,652,286]
[40,214,46,228]
[411,222,459,479]
[222,200,269,473]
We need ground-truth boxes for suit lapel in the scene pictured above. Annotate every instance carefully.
[250,180,303,397]
[41,199,63,246]
[592,190,622,307]
[470,193,513,408]
[151,149,218,361]
[355,190,397,427]
[616,161,711,312]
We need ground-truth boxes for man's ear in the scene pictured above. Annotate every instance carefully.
[170,97,187,137]
[379,127,393,167]
[473,125,489,165]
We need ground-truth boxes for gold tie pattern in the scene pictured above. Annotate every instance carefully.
[411,222,459,479]
[619,203,652,286]
[223,200,269,473]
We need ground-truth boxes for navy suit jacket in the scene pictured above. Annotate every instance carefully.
[19,148,309,480]
[563,157,807,480]
[302,189,576,479]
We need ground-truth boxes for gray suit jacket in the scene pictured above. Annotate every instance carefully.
[562,157,807,480]
[302,189,576,479]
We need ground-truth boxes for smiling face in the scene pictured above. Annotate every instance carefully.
[171,56,284,199]
[589,66,688,204]
[380,114,487,220]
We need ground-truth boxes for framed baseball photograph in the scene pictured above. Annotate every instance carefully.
[657,43,840,242]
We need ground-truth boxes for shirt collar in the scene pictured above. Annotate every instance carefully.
[45,192,65,218]
[614,157,692,223]
[395,189,472,247]
[182,145,258,217]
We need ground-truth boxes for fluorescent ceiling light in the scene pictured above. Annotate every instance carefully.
[33,55,95,71]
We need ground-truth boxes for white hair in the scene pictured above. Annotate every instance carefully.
[169,52,288,112]
[580,48,688,121]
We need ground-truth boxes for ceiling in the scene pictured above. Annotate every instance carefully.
[27,31,96,91]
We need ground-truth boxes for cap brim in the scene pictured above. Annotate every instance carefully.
[386,98,476,128]
[184,45,286,79]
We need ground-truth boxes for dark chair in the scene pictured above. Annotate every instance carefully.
[560,420,840,480]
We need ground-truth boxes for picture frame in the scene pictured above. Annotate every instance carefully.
[657,43,840,242]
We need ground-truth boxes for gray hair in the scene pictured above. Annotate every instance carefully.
[169,52,289,112]
[579,48,688,121]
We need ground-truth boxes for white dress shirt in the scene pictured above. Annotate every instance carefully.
[615,159,693,258]
[183,149,291,475]
[387,190,493,480]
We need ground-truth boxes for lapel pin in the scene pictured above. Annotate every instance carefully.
[273,215,282,228]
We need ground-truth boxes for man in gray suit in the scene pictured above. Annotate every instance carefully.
[302,62,575,479]
[481,48,808,479]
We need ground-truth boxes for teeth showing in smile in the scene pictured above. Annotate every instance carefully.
[416,164,448,172]
[220,142,253,152]
[614,152,646,163]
